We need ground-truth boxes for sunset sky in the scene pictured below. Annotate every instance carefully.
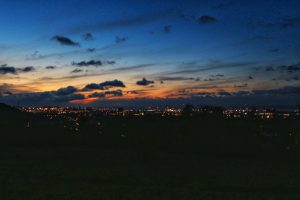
[0,0,300,107]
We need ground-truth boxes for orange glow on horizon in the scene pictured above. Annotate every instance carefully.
[71,97,99,104]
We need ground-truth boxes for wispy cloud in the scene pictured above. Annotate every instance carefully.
[266,16,300,29]
[156,76,195,81]
[71,69,83,73]
[112,64,154,72]
[234,83,248,88]
[87,48,96,52]
[32,63,155,84]
[115,36,128,44]
[26,51,44,60]
[82,33,95,41]
[167,61,256,75]
[67,9,176,34]
[256,63,300,73]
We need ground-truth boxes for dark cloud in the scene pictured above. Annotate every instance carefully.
[0,65,35,74]
[99,80,125,88]
[292,76,300,81]
[115,36,128,44]
[20,66,35,72]
[136,78,154,86]
[172,86,300,106]
[83,79,126,91]
[265,66,275,71]
[71,69,83,73]
[278,63,300,73]
[255,63,300,83]
[252,86,300,96]
[0,86,84,106]
[72,60,116,67]
[198,16,217,24]
[52,35,80,46]
[105,90,123,97]
[72,60,102,67]
[2,84,299,108]
[88,90,123,98]
[218,91,231,96]
[54,86,78,96]
[86,90,299,108]
[45,66,56,70]
[0,65,17,74]
[269,48,280,53]
[82,33,95,41]
[259,63,300,73]
[83,83,101,90]
[285,76,300,82]
[89,92,105,98]
[163,25,172,33]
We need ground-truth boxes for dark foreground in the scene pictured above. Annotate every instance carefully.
[1,107,300,199]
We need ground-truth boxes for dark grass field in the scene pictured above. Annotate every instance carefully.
[1,107,300,199]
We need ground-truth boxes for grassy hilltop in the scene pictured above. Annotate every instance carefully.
[1,104,300,200]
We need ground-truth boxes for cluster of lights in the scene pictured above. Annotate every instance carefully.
[21,106,300,120]
[223,108,299,119]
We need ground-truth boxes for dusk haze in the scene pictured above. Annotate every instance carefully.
[1,0,299,108]
[0,1,300,199]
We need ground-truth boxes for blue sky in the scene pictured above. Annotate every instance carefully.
[0,0,300,107]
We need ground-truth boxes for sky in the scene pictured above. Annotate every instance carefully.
[0,0,300,108]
